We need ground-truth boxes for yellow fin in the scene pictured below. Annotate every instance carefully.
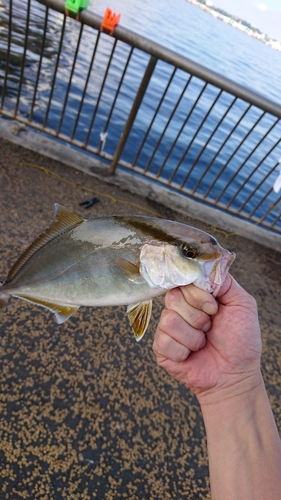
[116,257,143,284]
[7,204,84,283]
[15,294,78,324]
[126,300,152,341]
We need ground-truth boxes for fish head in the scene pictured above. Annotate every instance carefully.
[139,222,235,296]
[191,242,236,295]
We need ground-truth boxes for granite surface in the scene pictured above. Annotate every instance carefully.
[0,138,280,499]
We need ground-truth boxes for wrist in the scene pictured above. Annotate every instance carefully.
[197,369,264,419]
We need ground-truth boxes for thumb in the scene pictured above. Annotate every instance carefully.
[217,274,249,307]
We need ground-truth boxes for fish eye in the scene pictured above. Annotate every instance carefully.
[181,244,198,259]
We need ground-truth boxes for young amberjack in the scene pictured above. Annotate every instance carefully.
[0,204,235,340]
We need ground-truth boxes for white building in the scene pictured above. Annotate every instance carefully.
[267,40,281,51]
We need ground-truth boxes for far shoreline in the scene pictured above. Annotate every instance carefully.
[186,0,281,52]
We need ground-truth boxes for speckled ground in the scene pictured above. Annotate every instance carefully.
[0,137,280,499]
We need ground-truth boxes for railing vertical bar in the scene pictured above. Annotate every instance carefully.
[163,82,208,182]
[29,6,49,122]
[83,38,118,147]
[203,103,251,198]
[132,67,176,167]
[145,74,193,177]
[43,13,66,128]
[270,206,281,228]
[70,30,101,141]
[169,86,222,186]
[178,89,224,188]
[252,191,281,225]
[236,142,281,213]
[108,55,157,175]
[56,22,84,135]
[145,73,192,176]
[239,161,280,213]
[14,0,31,117]
[190,97,237,193]
[249,172,281,218]
[226,119,280,209]
[1,0,13,110]
[98,45,134,152]
[215,111,265,203]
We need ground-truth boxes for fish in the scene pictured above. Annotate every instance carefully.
[0,204,235,341]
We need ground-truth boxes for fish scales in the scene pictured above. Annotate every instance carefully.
[0,204,235,341]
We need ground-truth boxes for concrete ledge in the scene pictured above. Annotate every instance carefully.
[1,117,280,252]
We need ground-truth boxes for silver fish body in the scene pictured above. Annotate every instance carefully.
[0,204,235,340]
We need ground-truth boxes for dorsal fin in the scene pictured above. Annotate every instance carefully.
[6,204,84,283]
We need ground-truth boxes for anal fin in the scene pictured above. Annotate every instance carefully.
[126,300,152,341]
[15,294,79,324]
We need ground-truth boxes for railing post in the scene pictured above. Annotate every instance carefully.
[108,55,157,175]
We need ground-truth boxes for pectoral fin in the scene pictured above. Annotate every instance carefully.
[15,294,78,324]
[126,300,152,341]
[116,257,144,284]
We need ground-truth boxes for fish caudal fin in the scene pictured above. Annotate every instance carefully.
[126,300,152,341]
[14,294,79,324]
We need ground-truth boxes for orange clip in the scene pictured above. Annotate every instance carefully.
[101,7,121,35]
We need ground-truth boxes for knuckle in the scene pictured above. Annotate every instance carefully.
[191,331,206,351]
[188,309,205,329]
[160,308,179,332]
[154,331,190,363]
[153,328,171,356]
[165,287,181,309]
[181,284,211,309]
[239,289,258,314]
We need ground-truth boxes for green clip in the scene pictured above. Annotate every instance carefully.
[65,0,89,15]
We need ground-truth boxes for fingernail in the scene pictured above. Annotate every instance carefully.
[202,302,217,315]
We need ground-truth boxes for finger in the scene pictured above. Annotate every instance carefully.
[165,287,212,332]
[217,274,257,311]
[179,284,218,315]
[153,328,191,363]
[216,273,232,298]
[153,308,206,362]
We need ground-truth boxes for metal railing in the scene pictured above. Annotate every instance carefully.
[1,0,281,234]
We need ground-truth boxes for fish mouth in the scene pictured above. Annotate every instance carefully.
[203,250,236,296]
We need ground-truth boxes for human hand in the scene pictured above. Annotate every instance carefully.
[153,274,262,406]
